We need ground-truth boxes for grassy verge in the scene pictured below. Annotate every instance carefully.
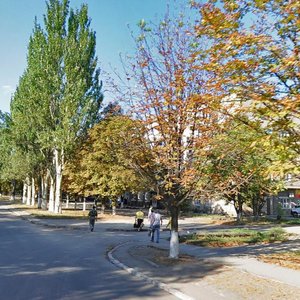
[19,205,88,219]
[181,212,300,225]
[3,201,132,220]
[179,227,289,247]
[206,216,300,226]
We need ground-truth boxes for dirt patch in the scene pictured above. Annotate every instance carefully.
[258,252,300,271]
[204,266,300,299]
[127,245,225,284]
[128,245,300,299]
[139,246,197,266]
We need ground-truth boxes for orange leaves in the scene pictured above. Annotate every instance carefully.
[139,60,149,68]
[195,2,241,39]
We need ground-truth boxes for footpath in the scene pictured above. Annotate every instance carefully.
[7,206,300,300]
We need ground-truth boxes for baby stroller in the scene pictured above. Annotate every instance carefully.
[134,218,144,231]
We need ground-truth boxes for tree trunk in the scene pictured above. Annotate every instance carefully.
[236,194,243,222]
[37,176,42,209]
[111,198,116,215]
[66,194,69,209]
[10,180,16,201]
[31,177,35,206]
[22,181,27,204]
[54,148,63,214]
[42,171,50,210]
[169,205,180,259]
[83,197,86,211]
[101,198,105,214]
[48,175,55,212]
[26,178,31,206]
[252,195,258,219]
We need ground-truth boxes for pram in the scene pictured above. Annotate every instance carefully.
[134,218,144,231]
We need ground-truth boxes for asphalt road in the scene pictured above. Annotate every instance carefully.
[0,208,176,300]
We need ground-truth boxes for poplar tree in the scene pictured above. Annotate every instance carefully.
[10,0,103,212]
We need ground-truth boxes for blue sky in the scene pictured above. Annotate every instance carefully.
[0,0,189,113]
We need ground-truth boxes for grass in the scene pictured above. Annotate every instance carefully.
[180,227,289,247]
[3,201,89,219]
[207,215,300,226]
[3,201,132,220]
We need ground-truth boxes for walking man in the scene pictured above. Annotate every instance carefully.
[88,205,98,232]
[150,209,162,243]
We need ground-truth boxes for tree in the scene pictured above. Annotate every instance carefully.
[192,0,300,172]
[63,115,150,212]
[0,112,23,198]
[119,12,224,258]
[10,0,103,212]
[202,119,285,221]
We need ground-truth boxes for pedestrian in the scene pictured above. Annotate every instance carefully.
[148,208,154,237]
[135,208,144,231]
[148,205,153,221]
[88,205,98,232]
[150,209,162,243]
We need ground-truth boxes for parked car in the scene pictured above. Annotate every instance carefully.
[291,205,300,217]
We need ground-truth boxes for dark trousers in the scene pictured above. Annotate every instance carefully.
[89,218,95,230]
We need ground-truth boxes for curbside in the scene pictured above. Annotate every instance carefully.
[107,242,195,300]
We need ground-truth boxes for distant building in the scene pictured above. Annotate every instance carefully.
[266,176,300,215]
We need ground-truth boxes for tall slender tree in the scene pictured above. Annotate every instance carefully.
[10,0,103,212]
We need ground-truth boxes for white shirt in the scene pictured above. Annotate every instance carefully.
[152,212,161,226]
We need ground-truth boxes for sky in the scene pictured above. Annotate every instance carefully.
[0,0,189,114]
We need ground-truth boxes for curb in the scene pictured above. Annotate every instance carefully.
[107,242,195,300]
[9,209,86,230]
[9,210,153,232]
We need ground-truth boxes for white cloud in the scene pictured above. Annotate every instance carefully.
[1,85,14,95]
[0,85,15,113]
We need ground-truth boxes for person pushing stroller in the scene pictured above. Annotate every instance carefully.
[135,209,144,231]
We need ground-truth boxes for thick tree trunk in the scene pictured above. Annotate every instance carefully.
[42,170,50,210]
[169,205,180,259]
[22,181,27,204]
[48,175,55,212]
[54,148,63,214]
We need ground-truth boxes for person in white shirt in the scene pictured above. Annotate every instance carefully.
[150,209,162,243]
[147,206,153,221]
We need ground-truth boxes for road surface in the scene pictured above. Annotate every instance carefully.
[0,206,175,300]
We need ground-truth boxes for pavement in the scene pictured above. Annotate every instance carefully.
[6,206,300,300]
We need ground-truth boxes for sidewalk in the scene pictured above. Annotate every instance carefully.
[8,207,300,299]
[109,236,300,300]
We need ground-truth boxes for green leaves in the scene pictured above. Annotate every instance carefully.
[6,0,103,205]
[63,115,150,198]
